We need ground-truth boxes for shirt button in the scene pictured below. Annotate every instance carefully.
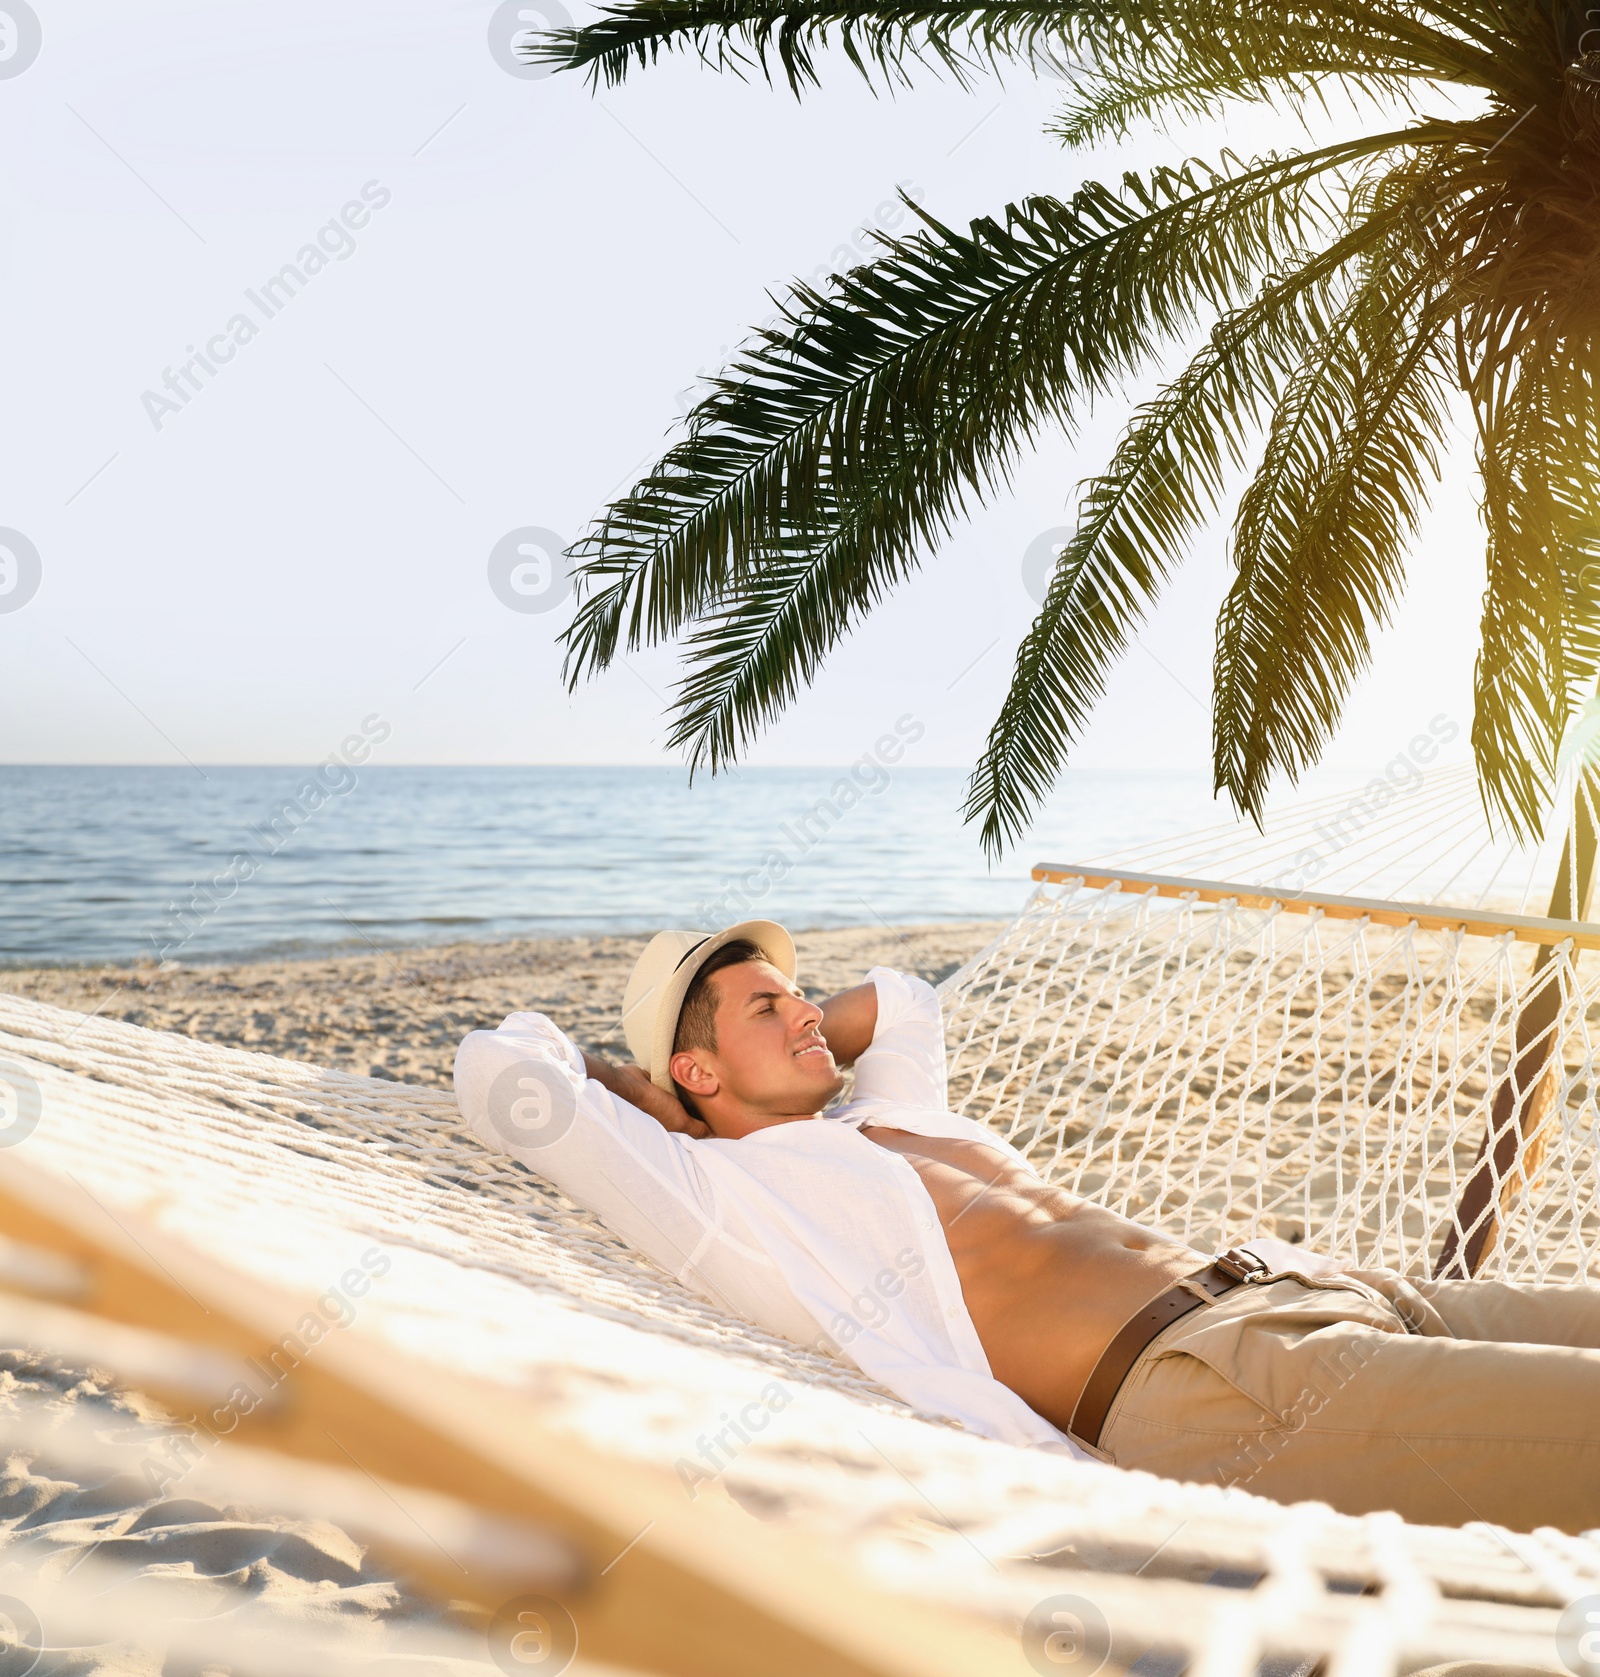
[919,1218,933,1230]
[946,1306,959,1319]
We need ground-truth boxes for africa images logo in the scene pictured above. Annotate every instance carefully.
[1022,527,1075,605]
[0,1063,42,1150]
[0,3,41,79]
[487,1594,578,1674]
[487,1,573,79]
[488,528,571,614]
[0,529,41,614]
[486,1059,577,1150]
[1560,1594,1600,1676]
[0,1594,41,1677]
[1022,1593,1112,1676]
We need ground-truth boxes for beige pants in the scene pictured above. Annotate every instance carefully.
[1098,1268,1600,1533]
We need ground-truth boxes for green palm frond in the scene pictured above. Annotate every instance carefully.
[552,0,1600,852]
[1049,21,1501,139]
[963,204,1411,853]
[538,0,1107,89]
[666,508,912,769]
[653,380,983,767]
[961,321,1287,855]
[1211,266,1455,821]
[563,132,1433,689]
[542,0,1518,96]
[1049,44,1467,151]
[1471,338,1600,836]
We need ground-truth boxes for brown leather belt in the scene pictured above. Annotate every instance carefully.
[1069,1248,1270,1448]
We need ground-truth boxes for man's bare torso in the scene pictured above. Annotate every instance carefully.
[861,1125,1206,1433]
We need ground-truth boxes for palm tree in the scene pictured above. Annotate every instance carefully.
[541,0,1600,854]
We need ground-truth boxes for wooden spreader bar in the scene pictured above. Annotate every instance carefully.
[1032,863,1600,952]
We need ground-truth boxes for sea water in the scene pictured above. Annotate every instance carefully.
[0,764,1223,966]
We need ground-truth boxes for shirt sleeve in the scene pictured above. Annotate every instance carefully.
[847,968,949,1111]
[453,1011,723,1285]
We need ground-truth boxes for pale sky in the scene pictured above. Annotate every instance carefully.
[0,0,1487,802]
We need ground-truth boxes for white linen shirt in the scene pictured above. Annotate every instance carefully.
[453,966,1081,1452]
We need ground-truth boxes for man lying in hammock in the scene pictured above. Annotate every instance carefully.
[454,920,1600,1534]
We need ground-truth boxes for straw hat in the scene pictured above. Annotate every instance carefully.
[621,921,796,1091]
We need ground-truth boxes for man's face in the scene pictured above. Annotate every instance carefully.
[678,959,845,1134]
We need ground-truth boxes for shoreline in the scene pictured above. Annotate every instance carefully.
[1,922,1004,1090]
[0,909,1009,977]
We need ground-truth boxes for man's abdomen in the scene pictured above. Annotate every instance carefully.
[860,1125,1205,1432]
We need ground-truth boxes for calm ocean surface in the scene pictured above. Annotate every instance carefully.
[0,765,1225,967]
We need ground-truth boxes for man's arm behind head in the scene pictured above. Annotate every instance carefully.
[582,1051,709,1138]
[818,981,880,1068]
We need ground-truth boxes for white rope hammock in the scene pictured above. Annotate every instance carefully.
[2,868,1599,1673]
[941,877,1600,1283]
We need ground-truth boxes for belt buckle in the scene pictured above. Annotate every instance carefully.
[1214,1246,1270,1284]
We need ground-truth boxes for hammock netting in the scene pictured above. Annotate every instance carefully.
[942,880,1600,1283]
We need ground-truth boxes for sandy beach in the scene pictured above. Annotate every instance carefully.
[1,922,1003,1089]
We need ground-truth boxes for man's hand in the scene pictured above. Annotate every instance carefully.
[583,1052,710,1139]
